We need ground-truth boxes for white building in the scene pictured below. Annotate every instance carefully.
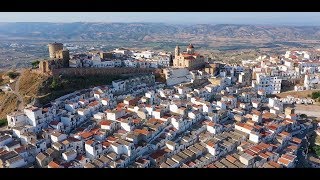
[62,150,77,162]
[304,74,320,90]
[7,112,26,127]
[163,68,193,86]
[24,106,43,127]
[5,155,27,168]
[85,140,103,159]
[253,73,282,94]
[50,131,67,143]
[133,50,155,59]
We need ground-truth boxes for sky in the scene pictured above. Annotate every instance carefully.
[0,12,320,25]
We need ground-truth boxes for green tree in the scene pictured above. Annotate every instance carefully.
[312,145,320,157]
[50,78,60,90]
[209,94,216,102]
[7,72,20,79]
[311,91,320,99]
[31,60,40,68]
[0,119,7,127]
[300,114,308,119]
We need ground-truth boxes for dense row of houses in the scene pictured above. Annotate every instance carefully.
[1,56,315,168]
[251,50,320,94]
[69,48,171,69]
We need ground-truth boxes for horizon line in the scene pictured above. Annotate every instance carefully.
[0,22,318,27]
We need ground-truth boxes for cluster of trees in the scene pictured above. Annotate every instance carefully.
[31,60,40,69]
[311,91,320,99]
[40,74,126,105]
[0,119,7,127]
[50,77,62,90]
[312,145,320,158]
[300,114,308,119]
[7,72,20,79]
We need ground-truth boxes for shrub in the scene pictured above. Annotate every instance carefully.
[311,91,320,99]
[7,72,20,79]
[31,60,40,68]
[300,114,308,119]
[312,145,320,157]
[50,77,61,90]
[0,119,7,127]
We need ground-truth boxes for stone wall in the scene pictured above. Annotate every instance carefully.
[52,67,157,77]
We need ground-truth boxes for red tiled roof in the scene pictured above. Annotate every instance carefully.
[291,137,302,144]
[226,155,237,163]
[280,131,290,137]
[207,121,215,127]
[282,154,295,162]
[136,158,149,164]
[76,155,86,161]
[278,157,290,166]
[260,152,270,159]
[88,101,99,107]
[250,147,262,154]
[150,149,167,160]
[107,136,118,142]
[100,120,113,126]
[48,161,60,168]
[67,136,81,142]
[80,132,94,139]
[85,140,94,145]
[134,129,149,136]
[269,161,281,168]
[287,145,298,151]
[90,128,100,134]
[50,121,60,126]
[132,119,141,124]
[102,141,111,148]
[206,141,215,148]
[206,164,217,168]
[245,149,256,156]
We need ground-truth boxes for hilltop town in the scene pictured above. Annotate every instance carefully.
[1,42,320,168]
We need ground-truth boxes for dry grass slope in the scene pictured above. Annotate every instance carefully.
[0,93,18,119]
[276,90,319,98]
[19,69,49,104]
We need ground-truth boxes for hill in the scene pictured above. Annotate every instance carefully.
[0,69,124,119]
[0,68,155,119]
[0,93,18,119]
[1,23,320,43]
[18,69,127,106]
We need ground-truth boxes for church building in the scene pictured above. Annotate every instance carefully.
[173,44,205,69]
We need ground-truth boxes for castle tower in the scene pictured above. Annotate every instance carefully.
[187,44,194,54]
[61,49,70,68]
[175,45,180,57]
[48,42,63,58]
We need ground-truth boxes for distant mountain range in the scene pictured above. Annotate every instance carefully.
[1,22,320,43]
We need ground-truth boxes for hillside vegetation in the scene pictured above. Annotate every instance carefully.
[18,70,126,106]
[0,69,130,119]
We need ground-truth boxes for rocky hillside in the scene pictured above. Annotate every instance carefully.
[1,23,320,42]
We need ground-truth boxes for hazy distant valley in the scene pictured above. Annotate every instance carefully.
[1,22,320,70]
